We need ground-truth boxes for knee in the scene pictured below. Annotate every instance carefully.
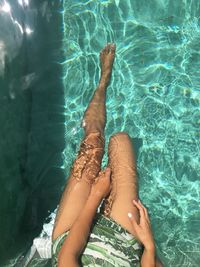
[109,132,131,147]
[110,132,130,142]
[84,131,104,148]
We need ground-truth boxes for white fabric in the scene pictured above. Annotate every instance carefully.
[33,237,52,258]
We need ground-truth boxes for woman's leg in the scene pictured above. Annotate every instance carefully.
[52,44,116,241]
[102,134,165,267]
[101,132,140,237]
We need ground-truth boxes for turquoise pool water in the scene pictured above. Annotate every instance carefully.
[62,1,200,266]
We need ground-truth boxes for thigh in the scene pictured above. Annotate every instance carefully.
[102,132,139,236]
[52,132,104,240]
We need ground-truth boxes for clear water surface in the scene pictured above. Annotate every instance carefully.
[62,1,200,266]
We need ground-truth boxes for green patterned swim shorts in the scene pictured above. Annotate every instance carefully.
[52,213,143,266]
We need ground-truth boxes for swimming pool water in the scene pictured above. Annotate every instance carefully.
[0,0,65,264]
[62,1,200,266]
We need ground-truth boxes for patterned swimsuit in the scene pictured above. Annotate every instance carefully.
[52,213,143,267]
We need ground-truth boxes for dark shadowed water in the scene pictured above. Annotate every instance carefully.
[0,0,64,265]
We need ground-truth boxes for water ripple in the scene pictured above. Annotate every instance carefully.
[63,1,200,266]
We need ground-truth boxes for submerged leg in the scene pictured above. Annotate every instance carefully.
[52,44,116,240]
[83,43,116,136]
[101,135,164,266]
[101,132,139,236]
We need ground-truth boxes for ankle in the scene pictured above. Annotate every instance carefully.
[101,69,111,78]
[99,75,110,87]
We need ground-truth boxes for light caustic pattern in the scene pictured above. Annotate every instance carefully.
[62,1,200,266]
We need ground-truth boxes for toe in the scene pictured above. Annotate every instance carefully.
[104,44,111,54]
[110,43,116,54]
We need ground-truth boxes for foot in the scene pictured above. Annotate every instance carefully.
[100,43,116,84]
